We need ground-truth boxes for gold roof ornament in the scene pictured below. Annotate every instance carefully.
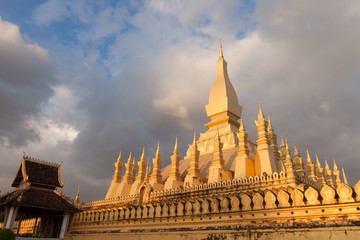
[75,187,80,204]
[342,166,349,185]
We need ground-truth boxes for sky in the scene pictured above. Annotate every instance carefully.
[0,0,360,202]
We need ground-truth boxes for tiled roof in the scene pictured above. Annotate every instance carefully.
[12,157,63,188]
[0,187,79,212]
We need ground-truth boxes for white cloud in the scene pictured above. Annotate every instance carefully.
[27,85,81,146]
[33,0,70,26]
[153,97,193,129]
[27,118,79,146]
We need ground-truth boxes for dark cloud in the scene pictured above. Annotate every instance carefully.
[0,17,57,146]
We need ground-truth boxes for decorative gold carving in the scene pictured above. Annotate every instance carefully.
[177,202,184,216]
[291,188,305,207]
[240,193,252,211]
[220,197,230,212]
[264,191,277,209]
[185,201,193,215]
[354,180,360,202]
[155,205,162,218]
[277,189,291,208]
[337,183,355,203]
[230,196,241,211]
[210,198,220,213]
[253,192,264,210]
[305,186,320,206]
[320,185,336,204]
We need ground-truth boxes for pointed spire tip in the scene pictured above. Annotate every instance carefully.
[316,155,321,167]
[333,159,338,170]
[306,149,312,163]
[219,38,223,59]
[342,166,349,185]
[281,135,285,146]
[141,147,145,160]
[325,160,330,170]
[174,137,179,153]
[240,118,244,131]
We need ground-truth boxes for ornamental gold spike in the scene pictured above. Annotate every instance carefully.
[267,116,273,132]
[156,141,160,157]
[316,155,321,168]
[258,104,265,120]
[333,159,338,170]
[285,138,291,158]
[117,151,122,162]
[75,186,80,204]
[192,132,197,146]
[141,147,145,161]
[294,143,299,157]
[325,159,330,170]
[342,166,349,185]
[174,137,179,154]
[306,149,312,164]
[240,118,245,131]
[333,159,341,186]
[219,39,223,59]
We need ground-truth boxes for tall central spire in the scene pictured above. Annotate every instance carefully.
[219,39,223,59]
[203,41,242,140]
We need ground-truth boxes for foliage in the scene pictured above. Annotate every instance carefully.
[0,228,15,240]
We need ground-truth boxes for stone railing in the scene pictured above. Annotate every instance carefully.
[71,181,360,225]
[82,194,139,210]
[81,172,291,210]
[148,171,290,204]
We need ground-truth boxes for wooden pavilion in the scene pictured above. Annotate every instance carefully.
[0,154,79,239]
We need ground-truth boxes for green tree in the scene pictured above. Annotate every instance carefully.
[0,228,15,240]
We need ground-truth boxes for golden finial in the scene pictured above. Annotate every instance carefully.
[342,166,349,185]
[316,155,321,167]
[117,151,122,162]
[74,186,80,203]
[141,147,145,161]
[174,137,179,154]
[267,116,273,131]
[285,138,291,157]
[281,135,285,147]
[325,160,330,170]
[306,149,312,164]
[192,132,197,145]
[294,143,299,157]
[127,152,132,163]
[240,118,245,131]
[156,141,160,157]
[219,39,223,59]
[258,104,264,118]
[333,159,338,170]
